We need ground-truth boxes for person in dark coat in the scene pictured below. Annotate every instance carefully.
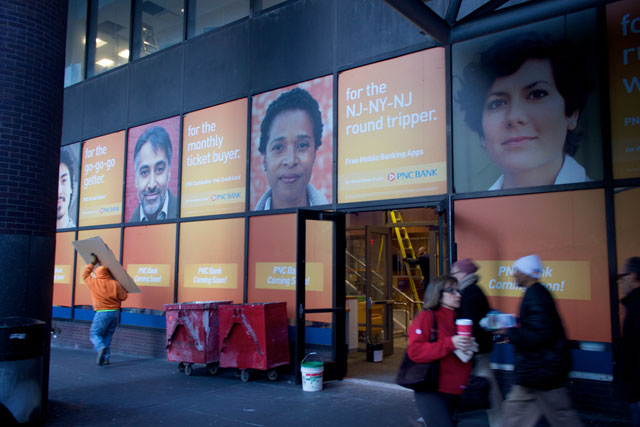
[500,255,582,427]
[405,246,430,294]
[619,257,640,427]
[452,258,501,426]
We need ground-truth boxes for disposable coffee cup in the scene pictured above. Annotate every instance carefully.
[456,319,473,336]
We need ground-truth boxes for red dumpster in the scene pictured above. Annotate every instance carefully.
[164,301,231,376]
[218,302,289,382]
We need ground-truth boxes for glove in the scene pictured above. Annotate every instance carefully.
[90,253,98,265]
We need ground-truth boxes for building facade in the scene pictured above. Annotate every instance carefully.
[52,0,639,418]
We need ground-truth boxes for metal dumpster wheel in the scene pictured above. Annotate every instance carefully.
[178,362,185,372]
[234,369,241,378]
[206,362,219,375]
[267,368,278,381]
[184,363,193,376]
[240,369,251,382]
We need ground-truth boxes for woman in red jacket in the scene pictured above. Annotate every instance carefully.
[408,276,474,427]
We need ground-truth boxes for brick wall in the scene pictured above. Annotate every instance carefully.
[0,0,67,236]
[51,319,167,359]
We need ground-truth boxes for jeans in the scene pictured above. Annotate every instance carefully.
[89,310,119,361]
[414,391,459,427]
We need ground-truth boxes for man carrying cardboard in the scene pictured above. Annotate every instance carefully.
[82,253,128,366]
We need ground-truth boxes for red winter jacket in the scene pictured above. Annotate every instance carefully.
[407,306,472,395]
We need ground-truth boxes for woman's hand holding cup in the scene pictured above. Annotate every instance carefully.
[452,334,473,351]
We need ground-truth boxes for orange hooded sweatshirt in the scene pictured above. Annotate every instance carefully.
[82,264,128,310]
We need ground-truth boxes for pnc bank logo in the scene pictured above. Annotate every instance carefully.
[394,168,439,181]
[210,191,242,202]
[387,173,396,182]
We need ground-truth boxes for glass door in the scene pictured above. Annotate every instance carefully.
[365,226,393,356]
[295,210,346,383]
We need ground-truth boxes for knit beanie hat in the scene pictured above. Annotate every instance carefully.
[453,258,478,275]
[513,255,543,279]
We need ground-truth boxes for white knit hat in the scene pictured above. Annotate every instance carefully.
[513,255,543,279]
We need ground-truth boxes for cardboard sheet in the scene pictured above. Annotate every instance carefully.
[73,236,142,293]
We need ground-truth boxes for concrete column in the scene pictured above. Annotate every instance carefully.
[0,0,69,420]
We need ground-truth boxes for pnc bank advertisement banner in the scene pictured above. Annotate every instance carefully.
[123,224,176,311]
[452,13,604,192]
[78,132,125,226]
[53,232,75,307]
[57,143,81,230]
[454,189,611,343]
[338,48,447,203]
[178,218,244,304]
[250,76,333,211]
[181,99,247,216]
[125,117,180,223]
[608,0,640,179]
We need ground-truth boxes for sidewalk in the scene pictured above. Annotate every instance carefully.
[46,346,631,426]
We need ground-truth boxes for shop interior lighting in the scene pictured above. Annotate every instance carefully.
[96,38,107,48]
[96,58,114,67]
[118,49,130,59]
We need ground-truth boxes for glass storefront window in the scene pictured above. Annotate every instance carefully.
[92,0,131,76]
[257,0,286,11]
[187,0,249,38]
[65,0,87,87]
[135,0,185,58]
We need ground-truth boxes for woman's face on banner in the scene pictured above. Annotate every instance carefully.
[481,59,578,177]
[263,109,317,208]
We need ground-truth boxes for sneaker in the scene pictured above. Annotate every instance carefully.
[103,359,109,365]
[97,347,106,366]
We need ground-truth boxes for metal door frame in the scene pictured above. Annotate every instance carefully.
[365,225,394,356]
[295,209,346,384]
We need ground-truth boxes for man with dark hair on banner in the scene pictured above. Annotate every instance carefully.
[500,254,583,427]
[129,126,178,222]
[57,148,76,229]
[255,87,328,210]
[619,257,640,426]
[82,253,128,366]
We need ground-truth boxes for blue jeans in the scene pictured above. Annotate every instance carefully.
[89,310,119,361]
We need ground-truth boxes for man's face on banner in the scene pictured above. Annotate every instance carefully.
[263,109,317,208]
[135,142,170,219]
[58,162,72,222]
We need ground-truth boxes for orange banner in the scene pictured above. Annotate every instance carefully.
[454,190,611,342]
[182,99,247,216]
[74,228,121,307]
[78,132,125,226]
[122,224,176,311]
[475,260,591,300]
[178,218,244,303]
[608,0,640,179]
[255,262,323,291]
[338,48,447,203]
[248,215,333,321]
[53,232,75,307]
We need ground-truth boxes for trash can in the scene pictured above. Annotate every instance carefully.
[218,302,289,382]
[164,301,231,376]
[0,317,47,424]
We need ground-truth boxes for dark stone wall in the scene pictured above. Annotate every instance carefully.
[0,0,68,418]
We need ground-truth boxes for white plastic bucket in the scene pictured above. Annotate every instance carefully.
[301,353,324,392]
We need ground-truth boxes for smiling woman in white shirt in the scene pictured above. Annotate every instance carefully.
[457,32,593,191]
